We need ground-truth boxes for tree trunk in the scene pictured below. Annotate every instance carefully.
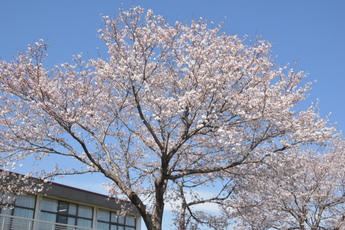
[150,177,165,230]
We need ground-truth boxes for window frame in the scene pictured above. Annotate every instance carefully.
[40,197,94,228]
[96,208,136,230]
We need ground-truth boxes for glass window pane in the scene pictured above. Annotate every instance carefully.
[111,212,117,223]
[11,218,33,230]
[97,221,110,230]
[110,225,117,230]
[40,212,56,222]
[68,203,77,215]
[77,218,92,227]
[1,208,12,215]
[98,209,110,221]
[15,195,36,208]
[118,226,124,230]
[126,215,135,226]
[1,214,12,229]
[57,214,68,224]
[58,202,68,214]
[68,217,76,226]
[2,193,15,205]
[55,224,68,230]
[125,227,135,230]
[78,205,92,218]
[13,207,34,218]
[41,198,58,212]
[118,216,125,224]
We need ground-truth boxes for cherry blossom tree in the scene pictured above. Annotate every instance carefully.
[0,170,45,209]
[228,137,345,230]
[0,6,335,230]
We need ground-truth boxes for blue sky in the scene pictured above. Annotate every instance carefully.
[1,0,344,124]
[1,0,345,228]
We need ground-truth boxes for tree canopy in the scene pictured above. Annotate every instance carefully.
[0,6,341,230]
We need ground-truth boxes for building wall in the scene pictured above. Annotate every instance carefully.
[0,184,141,230]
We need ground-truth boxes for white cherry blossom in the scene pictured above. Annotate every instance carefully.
[0,6,337,230]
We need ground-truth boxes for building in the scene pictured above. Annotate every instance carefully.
[0,173,141,230]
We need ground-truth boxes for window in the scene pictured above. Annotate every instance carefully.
[0,193,36,230]
[0,193,36,218]
[97,208,136,230]
[40,198,93,228]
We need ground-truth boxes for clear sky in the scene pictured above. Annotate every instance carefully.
[1,0,345,229]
